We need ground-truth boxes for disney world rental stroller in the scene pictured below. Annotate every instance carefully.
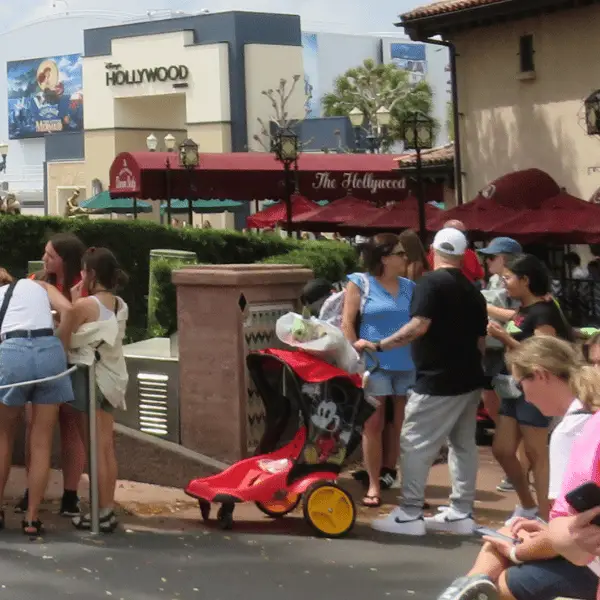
[184,348,377,538]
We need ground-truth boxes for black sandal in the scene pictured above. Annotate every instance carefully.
[22,519,44,537]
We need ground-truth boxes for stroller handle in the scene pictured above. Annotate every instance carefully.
[362,348,380,374]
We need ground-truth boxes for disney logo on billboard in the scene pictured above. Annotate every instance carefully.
[105,64,189,86]
[313,172,406,195]
[114,159,137,191]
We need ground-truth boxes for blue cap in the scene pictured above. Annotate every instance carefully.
[479,237,522,255]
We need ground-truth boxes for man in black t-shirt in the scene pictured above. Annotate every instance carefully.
[356,227,488,536]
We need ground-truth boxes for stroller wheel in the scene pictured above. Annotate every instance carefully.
[256,493,301,518]
[217,503,234,530]
[198,499,211,522]
[303,482,356,538]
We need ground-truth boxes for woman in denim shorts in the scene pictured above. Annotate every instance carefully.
[0,272,73,536]
[342,234,415,508]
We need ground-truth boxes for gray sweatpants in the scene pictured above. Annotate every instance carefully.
[400,389,481,516]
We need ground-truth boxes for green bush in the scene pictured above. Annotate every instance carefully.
[262,242,358,282]
[0,215,297,331]
[147,259,180,338]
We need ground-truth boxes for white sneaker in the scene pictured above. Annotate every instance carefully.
[371,507,426,536]
[437,575,498,600]
[425,506,475,535]
[504,505,538,526]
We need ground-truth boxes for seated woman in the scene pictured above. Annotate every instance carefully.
[60,248,128,533]
[0,269,74,536]
[436,335,600,600]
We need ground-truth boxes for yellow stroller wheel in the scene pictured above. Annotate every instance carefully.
[303,482,356,538]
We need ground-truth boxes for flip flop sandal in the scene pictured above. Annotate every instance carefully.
[362,495,381,508]
[73,512,118,533]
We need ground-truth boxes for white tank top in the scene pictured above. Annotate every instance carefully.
[0,279,54,334]
[90,295,117,322]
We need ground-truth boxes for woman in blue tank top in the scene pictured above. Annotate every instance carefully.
[342,233,415,508]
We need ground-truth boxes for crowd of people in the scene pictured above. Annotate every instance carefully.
[0,233,128,536]
[303,219,600,600]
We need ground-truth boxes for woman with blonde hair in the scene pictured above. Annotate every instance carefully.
[433,334,600,600]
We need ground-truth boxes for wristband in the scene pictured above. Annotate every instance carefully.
[509,545,523,564]
[375,341,382,353]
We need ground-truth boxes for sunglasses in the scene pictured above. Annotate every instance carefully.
[514,373,534,392]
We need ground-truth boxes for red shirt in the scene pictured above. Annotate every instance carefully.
[428,248,485,283]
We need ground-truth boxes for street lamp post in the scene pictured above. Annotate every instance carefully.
[179,138,200,227]
[400,112,434,245]
[0,142,9,174]
[147,133,177,225]
[272,128,299,237]
[348,106,390,153]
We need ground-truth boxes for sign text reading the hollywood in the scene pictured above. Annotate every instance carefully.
[106,65,189,86]
[312,172,407,195]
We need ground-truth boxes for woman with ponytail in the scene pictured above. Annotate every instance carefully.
[60,247,129,532]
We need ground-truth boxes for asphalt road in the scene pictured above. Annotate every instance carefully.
[0,525,482,600]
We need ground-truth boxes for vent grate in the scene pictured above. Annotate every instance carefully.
[137,372,169,437]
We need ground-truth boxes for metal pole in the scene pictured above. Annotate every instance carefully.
[166,156,172,226]
[87,363,100,535]
[133,197,138,220]
[284,161,292,238]
[187,198,193,228]
[416,145,427,245]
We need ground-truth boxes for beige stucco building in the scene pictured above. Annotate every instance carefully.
[399,0,600,204]
[44,11,305,223]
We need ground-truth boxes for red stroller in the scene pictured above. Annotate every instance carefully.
[184,348,376,538]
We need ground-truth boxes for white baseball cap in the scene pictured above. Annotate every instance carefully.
[432,227,468,256]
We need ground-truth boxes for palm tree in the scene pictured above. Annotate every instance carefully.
[322,59,437,149]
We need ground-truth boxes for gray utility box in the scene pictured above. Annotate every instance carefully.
[121,337,180,443]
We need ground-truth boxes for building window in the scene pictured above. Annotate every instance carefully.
[519,34,535,73]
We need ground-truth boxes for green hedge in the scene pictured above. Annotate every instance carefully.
[0,215,297,332]
[261,241,359,282]
[0,215,358,338]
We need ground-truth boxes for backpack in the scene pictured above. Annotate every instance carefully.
[318,273,369,334]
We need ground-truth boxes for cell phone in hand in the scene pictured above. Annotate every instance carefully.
[474,527,518,544]
[565,482,600,526]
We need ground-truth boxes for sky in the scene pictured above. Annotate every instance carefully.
[1,0,426,35]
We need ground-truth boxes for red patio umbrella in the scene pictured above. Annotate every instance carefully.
[291,195,380,232]
[428,168,563,237]
[490,191,600,243]
[341,195,442,232]
[246,194,317,229]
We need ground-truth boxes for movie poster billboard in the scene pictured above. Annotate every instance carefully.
[386,42,427,85]
[7,53,83,140]
[302,33,320,118]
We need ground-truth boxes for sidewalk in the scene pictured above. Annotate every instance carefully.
[4,446,514,534]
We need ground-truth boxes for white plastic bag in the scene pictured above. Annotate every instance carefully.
[275,312,363,374]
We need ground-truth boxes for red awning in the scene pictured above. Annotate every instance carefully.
[291,195,381,232]
[246,194,317,229]
[109,151,444,203]
[341,195,442,232]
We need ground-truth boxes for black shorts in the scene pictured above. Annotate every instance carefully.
[506,556,598,600]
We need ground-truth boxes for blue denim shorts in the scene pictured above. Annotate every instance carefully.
[366,369,415,397]
[499,395,552,428]
[506,556,598,600]
[0,337,74,407]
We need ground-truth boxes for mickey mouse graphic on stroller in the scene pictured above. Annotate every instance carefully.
[184,348,377,538]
